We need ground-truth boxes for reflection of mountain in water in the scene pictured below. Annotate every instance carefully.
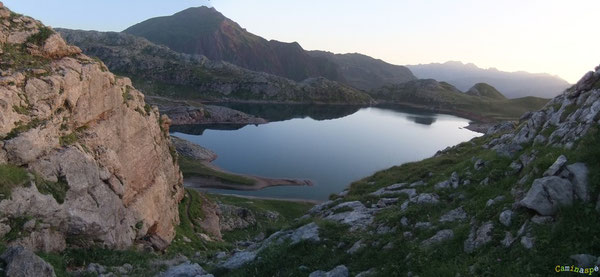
[406,115,437,125]
[374,104,439,125]
[171,123,250,135]
[215,103,363,122]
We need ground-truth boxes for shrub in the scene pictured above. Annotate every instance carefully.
[25,26,53,46]
[0,164,29,200]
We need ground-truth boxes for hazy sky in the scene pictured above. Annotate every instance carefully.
[4,0,599,83]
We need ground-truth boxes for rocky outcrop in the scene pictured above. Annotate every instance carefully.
[0,4,183,251]
[309,265,349,277]
[171,136,217,162]
[1,246,56,277]
[162,105,267,126]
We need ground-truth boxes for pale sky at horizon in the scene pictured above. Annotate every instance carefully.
[3,0,599,83]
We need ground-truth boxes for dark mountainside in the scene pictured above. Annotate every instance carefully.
[57,29,373,105]
[369,79,549,121]
[123,7,416,90]
[123,7,342,82]
[407,61,571,99]
[309,51,416,90]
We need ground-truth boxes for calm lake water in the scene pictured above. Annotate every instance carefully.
[172,104,481,200]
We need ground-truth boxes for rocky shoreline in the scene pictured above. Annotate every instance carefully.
[147,96,268,126]
[172,135,313,191]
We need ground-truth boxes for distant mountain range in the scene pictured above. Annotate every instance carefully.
[407,61,571,99]
[123,7,416,90]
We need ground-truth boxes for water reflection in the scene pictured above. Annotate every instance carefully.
[172,105,481,200]
[213,103,362,122]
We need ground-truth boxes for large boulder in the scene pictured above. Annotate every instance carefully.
[421,229,454,248]
[519,177,574,216]
[464,221,494,253]
[309,265,349,277]
[159,261,214,277]
[0,246,56,277]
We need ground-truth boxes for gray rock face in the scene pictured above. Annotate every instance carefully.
[501,232,515,248]
[421,229,454,248]
[355,268,377,277]
[486,121,516,135]
[519,176,573,216]
[309,265,349,277]
[566,163,589,202]
[220,222,320,269]
[160,261,213,277]
[324,202,375,231]
[414,222,433,229]
[570,254,598,268]
[450,172,460,188]
[162,105,267,126]
[474,159,485,170]
[220,251,257,270]
[170,136,217,162]
[347,239,365,254]
[499,210,513,227]
[439,207,467,223]
[464,222,494,253]
[413,193,440,205]
[0,222,11,238]
[520,236,535,249]
[289,222,320,244]
[531,215,553,224]
[218,204,256,232]
[543,155,568,176]
[369,183,410,197]
[434,180,451,190]
[0,246,56,277]
[486,195,506,207]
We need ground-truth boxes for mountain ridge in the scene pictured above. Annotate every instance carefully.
[122,6,416,90]
[407,61,571,99]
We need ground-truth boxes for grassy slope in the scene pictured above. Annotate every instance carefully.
[224,126,600,276]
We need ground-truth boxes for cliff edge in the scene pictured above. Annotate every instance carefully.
[0,2,183,252]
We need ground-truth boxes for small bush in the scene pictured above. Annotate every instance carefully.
[2,118,44,140]
[34,175,70,204]
[25,26,53,46]
[12,105,30,115]
[0,164,29,200]
[59,132,78,146]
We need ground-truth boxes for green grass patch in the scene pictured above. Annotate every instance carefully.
[122,86,134,104]
[2,119,44,140]
[0,164,29,200]
[25,27,53,46]
[3,216,33,242]
[34,175,69,204]
[560,103,577,121]
[12,105,30,115]
[179,157,256,186]
[59,132,78,146]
